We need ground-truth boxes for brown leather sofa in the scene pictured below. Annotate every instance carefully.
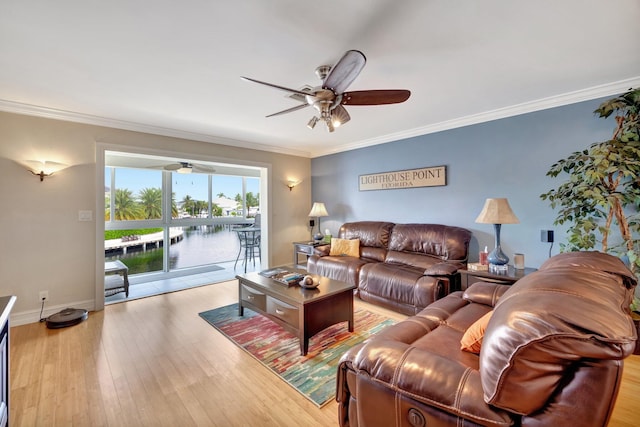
[336,251,638,427]
[307,221,472,315]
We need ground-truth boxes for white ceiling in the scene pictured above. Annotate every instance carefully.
[1,1,639,158]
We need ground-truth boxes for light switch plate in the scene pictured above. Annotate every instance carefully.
[78,210,93,221]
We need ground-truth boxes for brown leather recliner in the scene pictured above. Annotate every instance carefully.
[336,251,638,426]
[307,221,472,315]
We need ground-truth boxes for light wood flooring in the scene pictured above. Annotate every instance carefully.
[9,280,640,426]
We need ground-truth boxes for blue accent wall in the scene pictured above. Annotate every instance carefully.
[311,96,614,268]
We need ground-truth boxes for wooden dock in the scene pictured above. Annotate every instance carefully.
[105,229,184,254]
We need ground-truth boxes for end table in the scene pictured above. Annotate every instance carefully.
[459,265,536,290]
[292,241,322,269]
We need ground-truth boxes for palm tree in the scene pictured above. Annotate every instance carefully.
[235,193,244,215]
[181,195,195,216]
[171,192,179,218]
[105,193,111,220]
[114,189,143,220]
[246,192,259,211]
[194,200,208,217]
[138,187,163,219]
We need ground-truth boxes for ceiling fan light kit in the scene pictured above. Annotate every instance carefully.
[307,116,318,129]
[242,49,410,132]
[162,161,215,174]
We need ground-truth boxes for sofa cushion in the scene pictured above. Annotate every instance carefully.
[460,310,493,354]
[308,255,371,286]
[335,221,394,263]
[329,238,360,257]
[368,289,489,368]
[388,223,472,262]
[481,252,637,415]
[359,263,451,315]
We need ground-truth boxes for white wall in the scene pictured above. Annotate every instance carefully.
[0,111,312,324]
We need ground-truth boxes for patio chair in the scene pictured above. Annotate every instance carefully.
[234,228,261,273]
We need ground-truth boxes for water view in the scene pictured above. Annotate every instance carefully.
[106,225,243,275]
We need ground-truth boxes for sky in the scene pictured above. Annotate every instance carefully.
[106,168,260,202]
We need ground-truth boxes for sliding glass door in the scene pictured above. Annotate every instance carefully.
[104,152,262,278]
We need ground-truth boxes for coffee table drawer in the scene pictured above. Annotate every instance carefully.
[267,297,299,328]
[241,284,266,311]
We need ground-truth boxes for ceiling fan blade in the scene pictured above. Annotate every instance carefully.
[164,163,182,171]
[322,50,366,94]
[241,76,314,98]
[266,103,310,118]
[342,90,411,105]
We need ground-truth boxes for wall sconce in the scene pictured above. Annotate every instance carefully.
[24,160,69,181]
[286,180,301,191]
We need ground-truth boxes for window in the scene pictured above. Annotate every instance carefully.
[104,153,262,277]
[111,168,163,221]
[174,172,209,218]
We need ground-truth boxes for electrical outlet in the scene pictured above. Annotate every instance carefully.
[39,291,49,302]
[541,230,554,243]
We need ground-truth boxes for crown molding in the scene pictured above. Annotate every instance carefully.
[2,76,639,160]
[310,76,640,157]
[0,99,312,158]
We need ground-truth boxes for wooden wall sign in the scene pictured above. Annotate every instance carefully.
[359,166,446,191]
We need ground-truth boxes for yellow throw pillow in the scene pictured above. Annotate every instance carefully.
[460,310,493,354]
[329,238,360,257]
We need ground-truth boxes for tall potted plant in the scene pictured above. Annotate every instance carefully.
[540,88,640,276]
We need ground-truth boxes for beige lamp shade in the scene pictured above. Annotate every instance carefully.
[475,198,519,224]
[308,202,329,217]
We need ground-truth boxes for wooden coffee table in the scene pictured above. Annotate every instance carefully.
[236,269,356,355]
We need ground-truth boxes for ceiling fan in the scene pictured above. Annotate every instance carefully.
[241,50,411,132]
[161,161,216,174]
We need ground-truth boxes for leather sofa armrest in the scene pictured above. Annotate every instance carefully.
[424,261,464,276]
[312,244,330,256]
[463,282,511,307]
[339,340,512,426]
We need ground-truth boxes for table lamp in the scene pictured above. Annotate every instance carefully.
[475,198,519,266]
[308,202,329,241]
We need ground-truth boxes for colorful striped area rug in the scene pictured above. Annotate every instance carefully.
[198,303,396,407]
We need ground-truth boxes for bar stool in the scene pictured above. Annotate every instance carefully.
[234,228,261,273]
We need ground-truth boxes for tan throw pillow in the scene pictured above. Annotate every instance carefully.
[460,310,493,354]
[329,238,360,257]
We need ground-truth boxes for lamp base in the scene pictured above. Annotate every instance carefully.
[487,246,509,266]
[489,263,509,274]
[313,232,324,242]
